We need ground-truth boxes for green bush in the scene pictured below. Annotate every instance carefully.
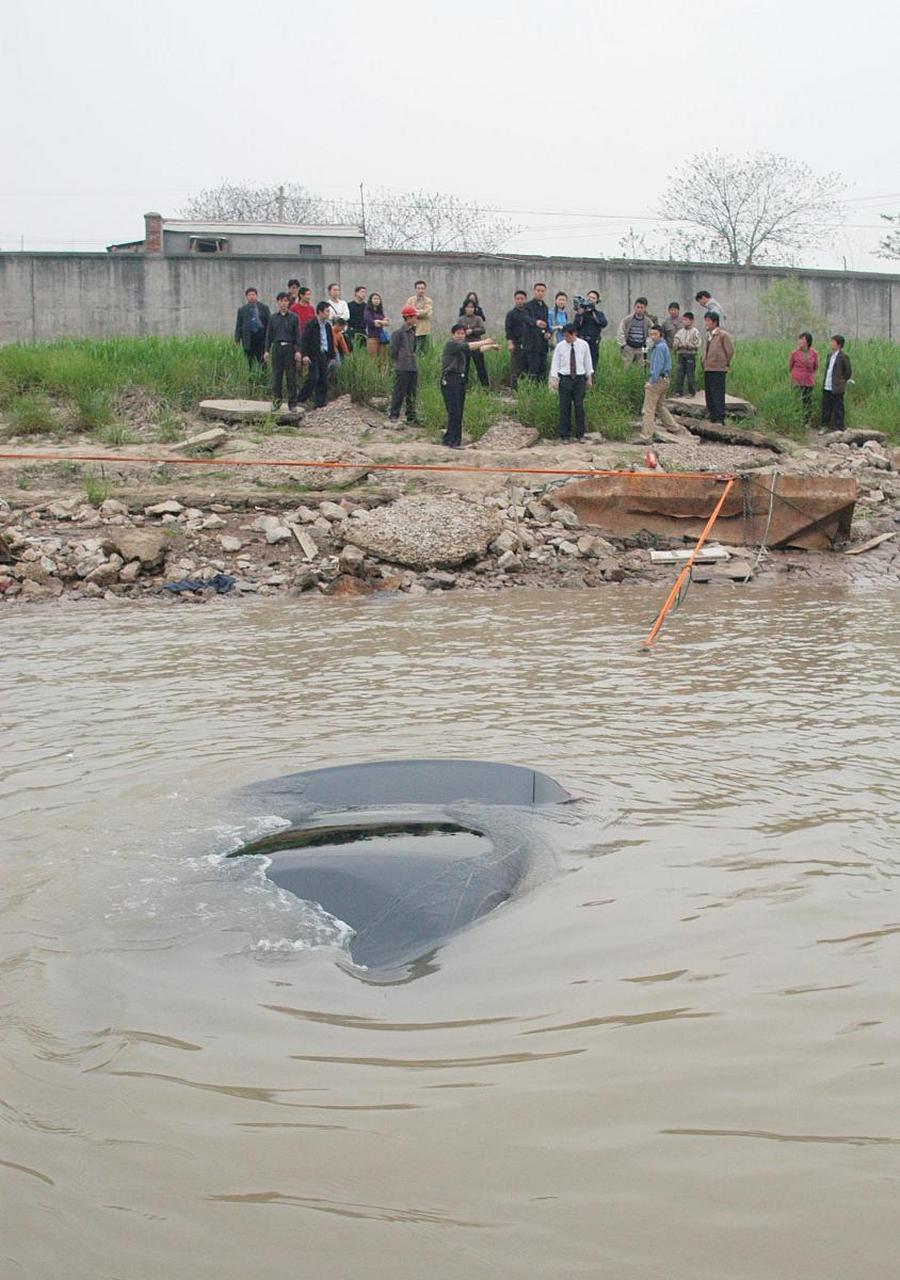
[7,392,58,434]
[72,386,113,432]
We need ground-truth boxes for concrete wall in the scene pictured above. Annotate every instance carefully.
[1,251,897,346]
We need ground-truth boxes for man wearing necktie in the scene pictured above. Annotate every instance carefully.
[549,323,594,441]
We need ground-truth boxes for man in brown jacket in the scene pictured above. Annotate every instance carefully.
[701,312,734,424]
[405,279,433,352]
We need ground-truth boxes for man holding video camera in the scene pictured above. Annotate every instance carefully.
[574,290,608,372]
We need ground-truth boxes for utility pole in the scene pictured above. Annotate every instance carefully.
[276,185,285,223]
[359,182,366,238]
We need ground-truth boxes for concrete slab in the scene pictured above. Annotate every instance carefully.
[199,399,305,425]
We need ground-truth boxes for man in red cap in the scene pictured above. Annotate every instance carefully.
[388,305,420,423]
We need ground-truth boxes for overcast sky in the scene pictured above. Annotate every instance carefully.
[4,0,898,271]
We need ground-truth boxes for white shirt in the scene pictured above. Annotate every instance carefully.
[549,337,594,380]
[824,350,839,391]
[327,298,350,323]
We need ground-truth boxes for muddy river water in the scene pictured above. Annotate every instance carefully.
[3,585,899,1280]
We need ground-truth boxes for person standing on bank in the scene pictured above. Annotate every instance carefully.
[460,291,486,320]
[347,285,368,348]
[701,312,735,424]
[821,335,852,431]
[290,285,315,332]
[574,290,608,371]
[325,282,350,326]
[264,291,302,410]
[287,278,302,308]
[788,332,819,426]
[298,302,335,410]
[549,323,593,442]
[547,292,570,346]
[672,310,701,396]
[405,280,433,352]
[459,298,490,387]
[364,293,390,360]
[440,321,499,448]
[616,297,652,368]
[523,283,550,378]
[234,287,270,372]
[661,302,681,349]
[389,306,419,424]
[505,290,530,388]
[695,289,726,326]
[640,324,679,436]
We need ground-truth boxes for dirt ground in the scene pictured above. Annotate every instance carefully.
[2,396,898,606]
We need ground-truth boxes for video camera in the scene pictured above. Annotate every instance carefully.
[573,295,600,313]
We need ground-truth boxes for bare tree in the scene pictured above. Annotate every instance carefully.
[363,188,520,253]
[178,182,345,224]
[654,152,846,266]
[177,181,519,251]
[876,212,900,260]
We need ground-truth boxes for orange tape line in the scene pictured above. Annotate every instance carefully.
[0,451,736,482]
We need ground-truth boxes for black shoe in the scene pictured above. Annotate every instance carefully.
[575,434,584,442]
[388,414,400,422]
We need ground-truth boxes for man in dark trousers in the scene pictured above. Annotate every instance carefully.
[440,321,499,448]
[821,335,852,431]
[549,323,594,441]
[522,282,550,379]
[701,312,735,424]
[298,302,335,410]
[264,291,301,409]
[389,306,419,423]
[347,285,368,348]
[234,287,270,372]
[574,290,608,371]
[505,290,530,389]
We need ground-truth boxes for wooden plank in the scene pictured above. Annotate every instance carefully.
[845,530,898,556]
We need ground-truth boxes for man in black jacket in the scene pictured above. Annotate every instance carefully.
[264,292,301,409]
[574,290,608,371]
[298,302,335,409]
[234,288,270,371]
[505,290,530,389]
[821,334,853,431]
[522,282,550,379]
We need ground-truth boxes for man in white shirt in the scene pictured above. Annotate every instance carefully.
[325,282,350,325]
[549,323,594,440]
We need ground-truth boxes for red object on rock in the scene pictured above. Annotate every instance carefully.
[644,448,662,470]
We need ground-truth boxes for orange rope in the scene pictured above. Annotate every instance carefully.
[642,476,736,648]
[0,450,734,481]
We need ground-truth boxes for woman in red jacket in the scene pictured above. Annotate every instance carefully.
[788,332,818,426]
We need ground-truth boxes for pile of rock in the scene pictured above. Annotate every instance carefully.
[0,481,653,605]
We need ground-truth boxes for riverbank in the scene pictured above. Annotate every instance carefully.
[2,393,898,606]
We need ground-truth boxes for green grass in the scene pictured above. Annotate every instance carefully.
[83,472,112,506]
[729,339,900,436]
[0,334,897,443]
[7,391,59,434]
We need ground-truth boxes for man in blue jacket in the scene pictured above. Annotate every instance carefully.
[640,324,679,436]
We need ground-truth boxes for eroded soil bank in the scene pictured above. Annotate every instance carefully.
[2,396,899,606]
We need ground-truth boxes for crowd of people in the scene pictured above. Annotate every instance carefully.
[233,277,853,446]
